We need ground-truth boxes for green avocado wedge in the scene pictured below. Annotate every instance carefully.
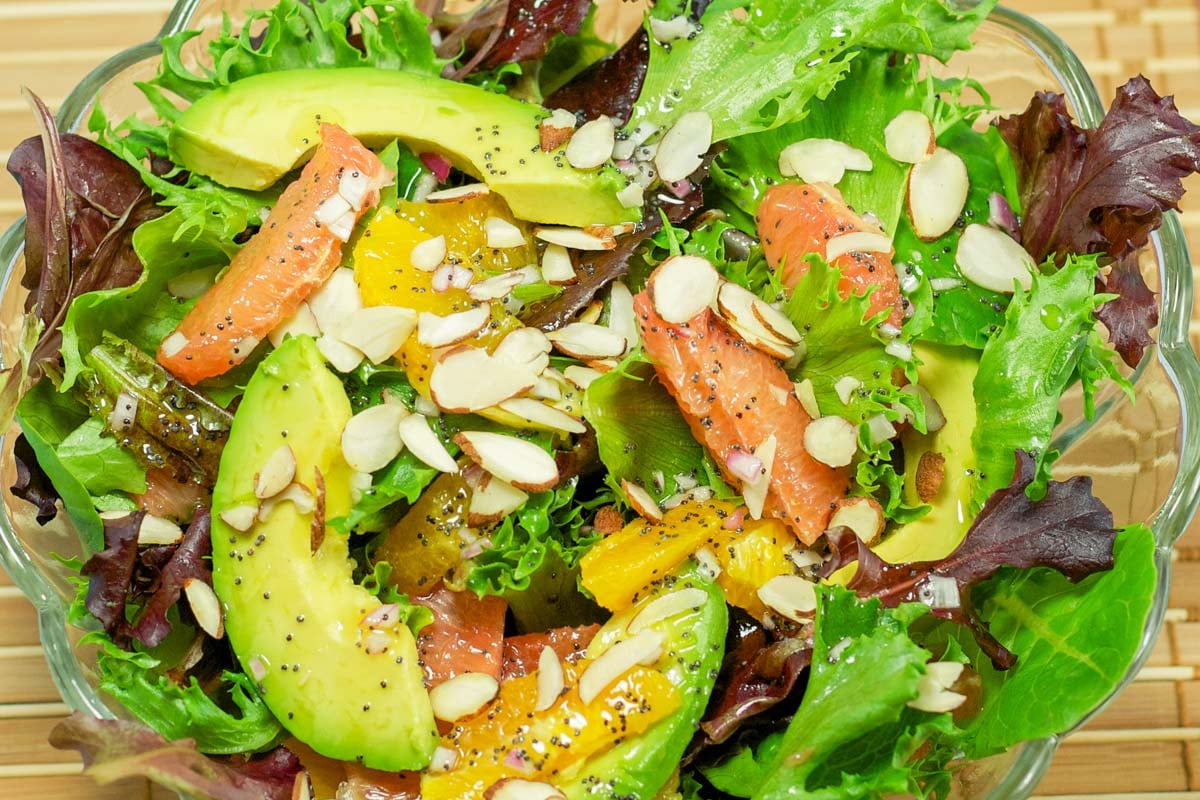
[211,336,437,771]
[169,67,635,227]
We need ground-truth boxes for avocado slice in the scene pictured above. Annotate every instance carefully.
[211,336,437,770]
[170,67,636,227]
[559,565,727,800]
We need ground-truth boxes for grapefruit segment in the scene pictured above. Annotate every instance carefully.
[157,123,388,384]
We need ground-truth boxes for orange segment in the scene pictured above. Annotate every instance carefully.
[714,519,796,620]
[421,659,679,800]
[375,472,470,596]
[158,124,386,384]
[757,182,903,327]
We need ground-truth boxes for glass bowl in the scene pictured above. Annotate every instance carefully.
[0,2,1196,798]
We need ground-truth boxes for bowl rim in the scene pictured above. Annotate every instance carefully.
[0,3,1197,798]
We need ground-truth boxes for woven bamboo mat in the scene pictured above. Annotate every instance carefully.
[0,0,1197,797]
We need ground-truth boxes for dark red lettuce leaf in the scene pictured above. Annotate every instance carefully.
[11,433,60,525]
[50,712,300,800]
[996,76,1200,365]
[820,451,1117,669]
[477,0,593,69]
[546,29,650,125]
[1095,251,1159,368]
[81,511,145,635]
[130,508,212,648]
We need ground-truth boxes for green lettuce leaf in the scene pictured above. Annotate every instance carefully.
[55,418,146,497]
[629,0,994,143]
[955,524,1156,756]
[334,450,440,535]
[971,254,1130,509]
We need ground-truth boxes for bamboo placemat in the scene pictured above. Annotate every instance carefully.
[0,0,1198,797]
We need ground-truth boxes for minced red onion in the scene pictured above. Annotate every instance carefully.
[503,748,534,773]
[431,265,455,292]
[248,656,267,681]
[363,603,400,630]
[461,538,492,560]
[449,265,474,290]
[722,507,747,530]
[420,152,452,183]
[726,449,763,483]
[987,192,1021,241]
[667,179,693,199]
[364,630,392,655]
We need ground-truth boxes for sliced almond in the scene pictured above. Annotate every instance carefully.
[535,646,565,712]
[485,779,565,800]
[530,373,564,402]
[541,244,576,285]
[167,267,218,300]
[824,231,893,262]
[834,376,862,405]
[292,771,311,800]
[742,435,777,520]
[455,431,560,492]
[268,302,321,348]
[430,346,537,413]
[428,746,459,775]
[564,365,604,390]
[628,587,708,634]
[540,109,577,152]
[884,110,935,164]
[498,398,587,435]
[955,223,1036,293]
[161,331,189,358]
[337,306,418,364]
[900,384,946,433]
[578,299,604,325]
[866,413,897,445]
[692,546,722,580]
[533,226,616,251]
[257,483,316,522]
[655,111,713,183]
[616,181,645,209]
[545,323,627,360]
[308,268,362,333]
[607,281,639,354]
[578,630,665,704]
[255,445,297,499]
[908,147,969,240]
[468,474,529,526]
[803,415,858,468]
[429,672,499,722]
[649,14,698,43]
[794,378,820,419]
[493,326,553,368]
[614,121,659,161]
[218,504,259,532]
[715,283,792,345]
[829,496,885,544]
[566,116,616,170]
[648,255,720,324]
[757,575,818,623]
[138,514,184,545]
[426,183,490,203]
[621,479,663,523]
[467,271,524,301]
[728,319,796,361]
[184,578,224,639]
[779,139,872,185]
[485,216,527,249]
[398,414,458,473]
[341,404,407,473]
[316,334,365,373]
[410,235,447,272]
[908,664,968,713]
[418,306,491,349]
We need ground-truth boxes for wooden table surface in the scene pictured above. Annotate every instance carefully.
[0,0,1198,797]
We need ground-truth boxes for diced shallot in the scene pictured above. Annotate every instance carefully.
[420,152,452,183]
[725,449,763,483]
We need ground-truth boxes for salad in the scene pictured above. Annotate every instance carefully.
[5,0,1200,798]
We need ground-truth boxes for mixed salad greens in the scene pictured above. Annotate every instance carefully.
[5,0,1200,798]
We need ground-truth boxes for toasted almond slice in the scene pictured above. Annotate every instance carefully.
[742,435,777,520]
[692,546,722,580]
[485,216,527,249]
[410,235,447,272]
[908,688,968,714]
[308,268,362,333]
[184,578,224,638]
[161,331,189,358]
[535,646,565,712]
[829,496,885,544]
[955,223,1036,294]
[648,255,720,324]
[342,404,407,473]
[794,378,820,419]
[493,326,553,367]
[607,281,639,354]
[757,575,818,623]
[485,779,565,800]
[540,109,577,152]
[884,110,935,164]
[292,771,311,800]
[428,746,459,775]
[316,334,365,373]
[803,415,858,468]
[268,302,321,348]
[429,672,499,722]
[563,365,604,390]
[566,116,616,170]
[398,414,458,473]
[137,514,184,545]
[715,283,793,347]
[616,181,645,209]
[649,14,698,42]
[455,431,559,492]
[530,374,564,402]
[256,444,297,499]
[628,587,708,634]
[619,479,663,523]
[337,306,418,364]
[418,306,491,349]
[166,266,218,300]
[426,183,490,203]
[579,630,664,704]
[466,271,524,301]
[778,138,872,185]
[749,298,801,345]
[615,120,659,161]
[430,346,537,413]
[498,398,587,434]
[468,474,529,526]
[834,376,861,405]
[900,384,945,432]
[866,413,897,445]
[724,318,794,360]
[257,482,316,522]
[655,111,713,183]
[908,147,969,240]
[218,504,259,532]
[545,323,627,360]
[577,299,604,326]
[824,231,893,262]
[533,226,615,251]
[541,244,576,285]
